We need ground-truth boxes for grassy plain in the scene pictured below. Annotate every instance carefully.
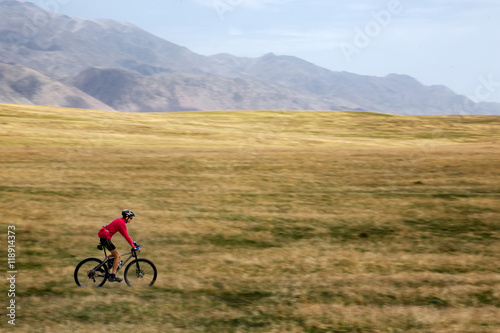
[0,103,500,332]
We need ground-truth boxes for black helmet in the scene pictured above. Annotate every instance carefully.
[122,209,135,219]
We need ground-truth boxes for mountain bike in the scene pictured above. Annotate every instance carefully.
[74,242,157,287]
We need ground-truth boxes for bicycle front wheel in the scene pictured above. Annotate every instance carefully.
[74,258,108,287]
[124,259,157,287]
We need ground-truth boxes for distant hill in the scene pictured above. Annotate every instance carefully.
[69,67,361,112]
[0,0,208,78]
[0,0,498,115]
[0,62,114,110]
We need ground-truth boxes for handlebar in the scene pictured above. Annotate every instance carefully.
[132,241,141,252]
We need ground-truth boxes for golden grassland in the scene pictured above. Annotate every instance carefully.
[0,103,500,332]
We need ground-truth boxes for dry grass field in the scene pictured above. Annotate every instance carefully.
[0,103,499,332]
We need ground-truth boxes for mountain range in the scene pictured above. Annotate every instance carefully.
[0,0,498,115]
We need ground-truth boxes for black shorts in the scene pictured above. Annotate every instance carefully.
[100,238,116,251]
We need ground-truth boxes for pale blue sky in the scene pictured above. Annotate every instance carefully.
[23,0,500,103]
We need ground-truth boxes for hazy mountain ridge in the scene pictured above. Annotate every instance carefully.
[0,0,498,114]
[69,67,359,112]
[0,62,114,110]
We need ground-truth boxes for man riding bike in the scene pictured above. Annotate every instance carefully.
[98,209,138,282]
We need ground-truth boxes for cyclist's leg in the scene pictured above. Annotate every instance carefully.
[100,238,119,273]
[109,249,120,274]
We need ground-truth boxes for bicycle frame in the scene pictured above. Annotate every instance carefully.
[93,246,140,275]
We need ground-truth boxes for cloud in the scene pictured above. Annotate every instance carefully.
[403,0,500,18]
[241,0,295,10]
[255,28,344,43]
[228,27,243,36]
[193,0,295,11]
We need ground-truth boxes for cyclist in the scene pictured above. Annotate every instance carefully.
[98,209,138,282]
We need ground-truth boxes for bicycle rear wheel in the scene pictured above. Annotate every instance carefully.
[74,258,108,287]
[124,259,157,287]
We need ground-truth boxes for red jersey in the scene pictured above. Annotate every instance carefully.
[98,218,134,248]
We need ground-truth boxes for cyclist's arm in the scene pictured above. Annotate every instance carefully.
[118,224,135,248]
